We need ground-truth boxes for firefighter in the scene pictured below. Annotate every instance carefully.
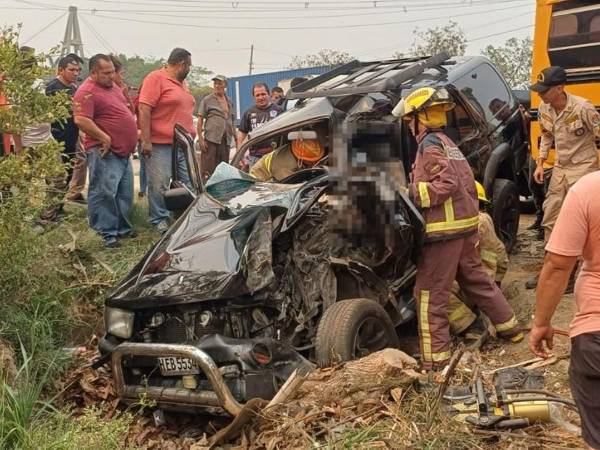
[250,134,325,182]
[392,87,522,370]
[448,182,509,341]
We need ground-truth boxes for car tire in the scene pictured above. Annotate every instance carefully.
[315,298,399,367]
[492,178,520,253]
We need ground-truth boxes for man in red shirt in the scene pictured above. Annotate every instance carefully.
[73,54,138,248]
[138,48,195,232]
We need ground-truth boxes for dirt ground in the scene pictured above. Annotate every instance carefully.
[494,214,574,400]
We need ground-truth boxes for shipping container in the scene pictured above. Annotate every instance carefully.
[226,65,334,123]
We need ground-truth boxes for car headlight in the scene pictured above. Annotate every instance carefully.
[105,307,135,339]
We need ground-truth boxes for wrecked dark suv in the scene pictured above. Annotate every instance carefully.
[99,52,528,416]
[99,125,421,416]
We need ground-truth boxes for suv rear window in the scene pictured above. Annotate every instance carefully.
[453,63,512,129]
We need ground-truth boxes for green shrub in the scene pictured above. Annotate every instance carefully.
[0,344,61,449]
[28,407,137,450]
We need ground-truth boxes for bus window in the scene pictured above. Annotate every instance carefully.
[590,15,600,41]
[551,15,577,39]
[548,3,600,71]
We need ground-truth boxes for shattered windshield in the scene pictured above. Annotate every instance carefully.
[205,163,303,214]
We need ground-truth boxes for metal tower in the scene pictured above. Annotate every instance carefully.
[60,6,84,59]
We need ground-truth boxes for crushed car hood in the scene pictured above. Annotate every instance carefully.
[107,165,310,309]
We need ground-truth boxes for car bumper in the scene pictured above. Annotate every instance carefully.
[111,342,243,416]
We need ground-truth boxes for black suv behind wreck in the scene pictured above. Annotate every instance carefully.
[98,52,529,416]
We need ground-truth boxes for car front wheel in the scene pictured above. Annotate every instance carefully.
[315,298,399,367]
[492,178,520,253]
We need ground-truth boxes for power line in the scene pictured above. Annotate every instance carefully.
[354,7,534,56]
[81,2,532,31]
[80,14,115,54]
[21,12,66,44]
[93,0,512,5]
[77,0,529,12]
[12,0,59,8]
[5,0,531,17]
[84,1,530,20]
[467,24,533,43]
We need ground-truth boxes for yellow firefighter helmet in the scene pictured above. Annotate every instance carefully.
[392,87,455,128]
[475,181,489,203]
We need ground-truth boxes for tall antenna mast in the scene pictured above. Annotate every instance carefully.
[60,6,84,59]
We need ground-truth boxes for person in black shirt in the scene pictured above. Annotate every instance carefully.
[40,54,82,222]
[237,82,282,167]
[46,54,81,182]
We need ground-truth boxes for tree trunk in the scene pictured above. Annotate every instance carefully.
[298,348,419,404]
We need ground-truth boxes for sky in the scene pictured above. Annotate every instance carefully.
[3,0,536,78]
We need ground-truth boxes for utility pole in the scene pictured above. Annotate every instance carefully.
[248,44,254,75]
[60,6,85,59]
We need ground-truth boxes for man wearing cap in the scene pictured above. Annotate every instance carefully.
[531,66,600,242]
[197,75,235,180]
[527,66,600,291]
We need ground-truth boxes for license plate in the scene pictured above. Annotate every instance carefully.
[157,356,200,376]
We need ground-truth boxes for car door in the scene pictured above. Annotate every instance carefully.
[164,124,203,214]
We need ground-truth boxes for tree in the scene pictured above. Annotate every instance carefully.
[190,85,214,114]
[481,37,533,89]
[115,54,163,87]
[0,26,68,190]
[186,65,212,89]
[409,21,467,57]
[112,54,212,89]
[289,49,354,69]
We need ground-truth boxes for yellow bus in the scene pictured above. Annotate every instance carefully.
[531,0,600,166]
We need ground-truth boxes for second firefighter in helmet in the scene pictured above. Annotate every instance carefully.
[394,87,521,370]
[250,130,325,182]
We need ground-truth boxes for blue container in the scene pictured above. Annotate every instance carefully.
[226,66,334,124]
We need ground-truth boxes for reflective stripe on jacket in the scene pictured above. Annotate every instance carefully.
[410,129,479,242]
[250,144,301,181]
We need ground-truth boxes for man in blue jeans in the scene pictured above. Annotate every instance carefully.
[73,54,138,247]
[138,48,196,232]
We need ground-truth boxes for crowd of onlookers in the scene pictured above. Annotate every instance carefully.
[5,47,299,247]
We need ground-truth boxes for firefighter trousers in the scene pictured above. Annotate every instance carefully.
[414,233,518,370]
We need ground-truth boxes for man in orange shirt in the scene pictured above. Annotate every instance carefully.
[530,171,600,449]
[138,48,195,232]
